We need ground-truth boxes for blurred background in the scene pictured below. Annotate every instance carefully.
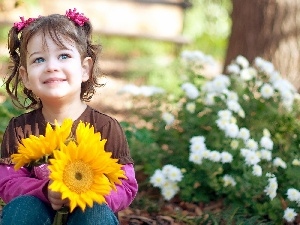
[1,0,299,106]
[1,1,300,224]
[0,0,234,119]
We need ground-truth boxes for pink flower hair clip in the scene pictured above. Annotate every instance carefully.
[65,8,89,26]
[14,16,37,32]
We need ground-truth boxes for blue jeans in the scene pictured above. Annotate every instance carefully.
[0,196,118,225]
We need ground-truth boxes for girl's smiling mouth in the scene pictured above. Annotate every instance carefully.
[43,78,66,84]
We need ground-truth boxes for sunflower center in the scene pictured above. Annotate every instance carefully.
[63,160,93,193]
[75,172,82,180]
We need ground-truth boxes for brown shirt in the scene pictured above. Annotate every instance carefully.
[0,106,133,165]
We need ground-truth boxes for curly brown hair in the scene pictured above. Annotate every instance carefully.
[6,13,103,109]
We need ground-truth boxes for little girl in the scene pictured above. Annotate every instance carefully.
[0,9,138,225]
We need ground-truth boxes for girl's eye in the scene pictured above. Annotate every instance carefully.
[59,54,70,60]
[34,57,45,63]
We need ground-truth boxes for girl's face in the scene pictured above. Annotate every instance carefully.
[19,33,92,104]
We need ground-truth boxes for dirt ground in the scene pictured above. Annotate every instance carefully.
[88,75,130,121]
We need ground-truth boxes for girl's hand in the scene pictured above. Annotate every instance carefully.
[48,180,69,210]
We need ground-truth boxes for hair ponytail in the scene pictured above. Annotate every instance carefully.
[5,27,23,108]
[8,27,21,70]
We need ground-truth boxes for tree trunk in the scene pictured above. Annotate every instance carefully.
[224,0,300,91]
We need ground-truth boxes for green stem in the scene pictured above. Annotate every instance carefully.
[52,206,69,225]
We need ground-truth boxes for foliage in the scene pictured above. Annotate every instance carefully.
[0,89,24,142]
[183,0,231,59]
[121,51,300,224]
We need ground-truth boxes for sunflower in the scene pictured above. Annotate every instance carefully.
[75,121,126,190]
[48,121,126,212]
[45,118,73,148]
[11,119,73,170]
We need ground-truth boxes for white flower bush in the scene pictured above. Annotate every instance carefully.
[122,50,300,223]
[149,164,183,200]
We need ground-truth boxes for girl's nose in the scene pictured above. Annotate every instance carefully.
[45,58,59,72]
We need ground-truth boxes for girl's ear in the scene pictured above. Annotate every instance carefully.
[19,66,31,90]
[82,57,93,82]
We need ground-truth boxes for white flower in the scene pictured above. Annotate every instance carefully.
[236,55,249,68]
[218,109,232,120]
[212,74,231,93]
[260,83,274,99]
[240,148,251,157]
[226,63,240,74]
[226,91,239,101]
[273,157,287,169]
[190,141,207,153]
[252,164,262,177]
[151,165,183,201]
[230,140,239,150]
[181,82,199,99]
[280,89,295,101]
[245,139,258,151]
[255,150,262,159]
[189,151,204,165]
[273,78,296,93]
[238,127,250,141]
[190,136,206,144]
[223,175,236,187]
[230,116,237,124]
[254,57,274,75]
[255,80,263,87]
[292,159,300,166]
[263,129,271,137]
[221,151,233,163]
[269,71,281,84]
[204,93,216,105]
[282,99,294,112]
[186,102,196,113]
[202,81,215,93]
[259,149,272,161]
[216,118,230,131]
[283,207,297,223]
[264,176,278,200]
[260,136,273,150]
[161,165,176,177]
[161,187,177,200]
[286,188,300,202]
[224,123,239,138]
[201,149,211,159]
[240,68,256,81]
[266,172,273,178]
[226,100,242,113]
[181,50,214,66]
[244,151,260,165]
[237,109,245,118]
[162,165,183,182]
[162,112,175,125]
[150,169,166,188]
[161,181,179,200]
[208,150,221,162]
[281,95,295,111]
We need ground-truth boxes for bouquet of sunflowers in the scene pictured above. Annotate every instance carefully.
[11,119,126,224]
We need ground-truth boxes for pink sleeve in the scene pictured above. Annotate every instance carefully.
[105,163,138,212]
[0,164,49,204]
